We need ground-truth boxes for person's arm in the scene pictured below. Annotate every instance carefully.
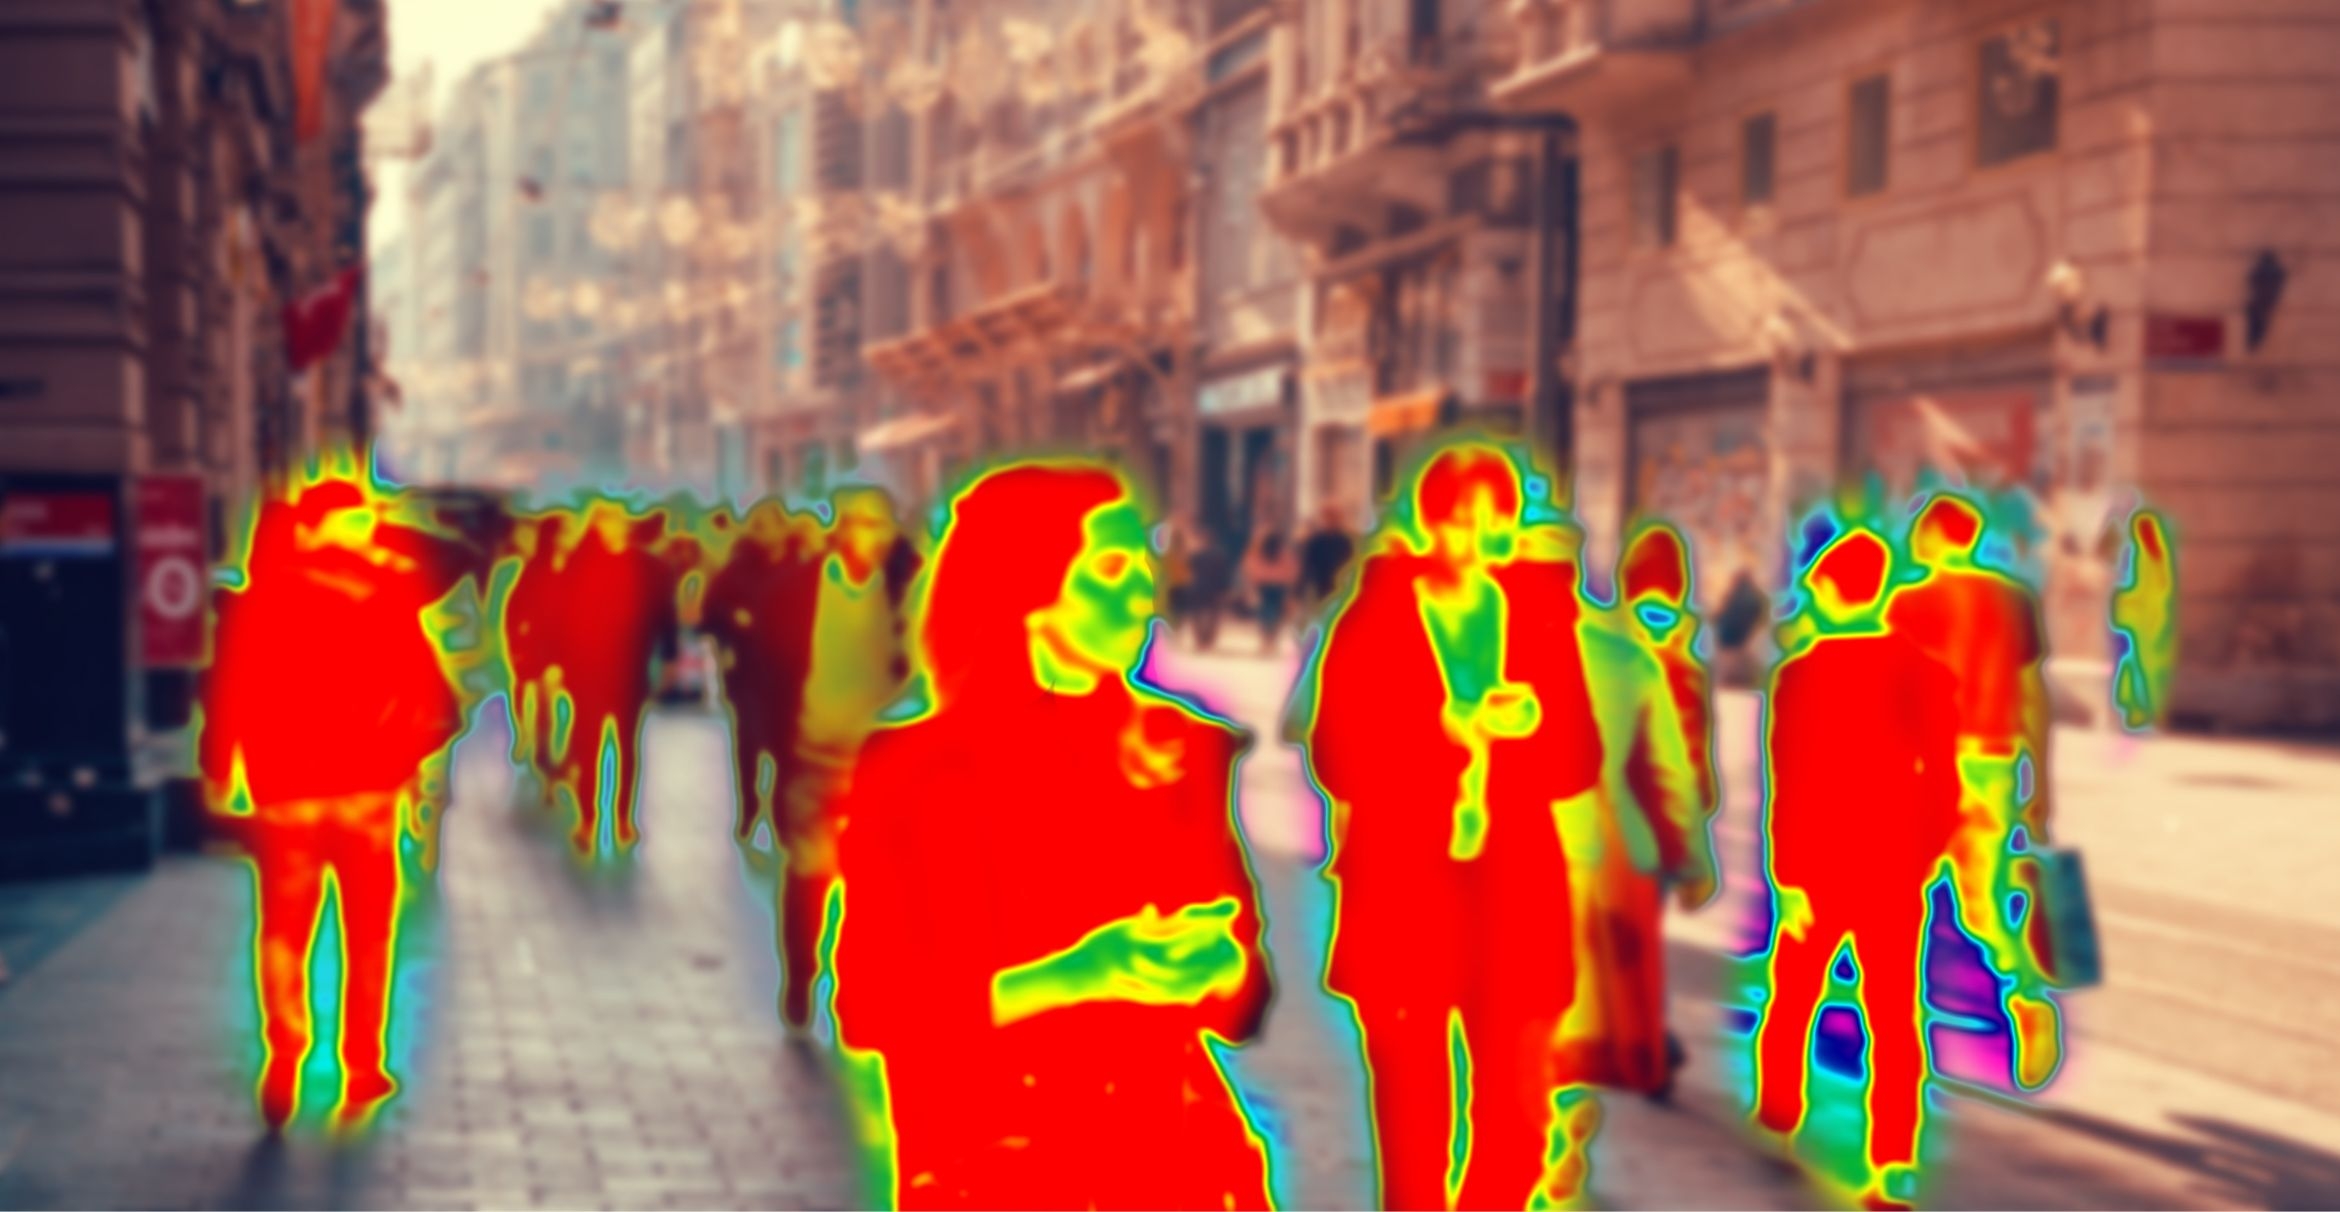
[1627,669,1718,908]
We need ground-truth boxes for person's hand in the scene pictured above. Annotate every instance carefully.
[1774,884,1814,942]
[1675,866,1720,912]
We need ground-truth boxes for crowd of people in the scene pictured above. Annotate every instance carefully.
[194,437,2174,1209]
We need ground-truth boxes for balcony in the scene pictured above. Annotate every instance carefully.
[1491,0,1704,113]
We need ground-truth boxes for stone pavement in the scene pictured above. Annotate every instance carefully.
[1,630,2336,1209]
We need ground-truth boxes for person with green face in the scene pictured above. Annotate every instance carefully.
[826,460,1277,1210]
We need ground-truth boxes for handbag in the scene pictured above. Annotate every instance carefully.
[2026,844,2103,990]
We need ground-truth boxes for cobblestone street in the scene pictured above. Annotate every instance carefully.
[0,628,2334,1208]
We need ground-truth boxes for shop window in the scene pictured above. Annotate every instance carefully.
[1978,19,2060,167]
[1630,145,1677,248]
[1847,73,1890,198]
[1741,112,1776,208]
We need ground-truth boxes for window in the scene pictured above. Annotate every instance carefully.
[774,110,805,194]
[1978,19,2060,167]
[1630,145,1678,248]
[1741,112,1777,207]
[1848,73,1890,198]
[775,318,803,371]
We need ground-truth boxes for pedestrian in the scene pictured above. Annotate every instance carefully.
[1241,528,1298,654]
[697,500,818,845]
[1554,522,1721,1105]
[1885,492,2062,1089]
[778,486,917,1037]
[2111,507,2176,732]
[534,498,685,856]
[199,460,487,1132]
[499,511,568,808]
[1187,529,1233,652]
[1752,525,1962,1211]
[1297,501,1357,619]
[1294,440,1609,1209]
[827,460,1275,1209]
[1160,514,1195,636]
[1712,562,1769,687]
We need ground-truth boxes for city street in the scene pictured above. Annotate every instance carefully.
[0,627,2334,1208]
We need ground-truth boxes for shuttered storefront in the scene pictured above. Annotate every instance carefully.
[1626,367,1773,613]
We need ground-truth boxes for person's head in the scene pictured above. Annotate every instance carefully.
[742,499,792,548]
[917,461,1148,702]
[1802,527,1893,628]
[1620,523,1691,609]
[1910,493,1984,568]
[1412,442,1521,567]
[830,486,901,580]
[1261,531,1286,560]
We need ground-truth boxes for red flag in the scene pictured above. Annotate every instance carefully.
[284,267,363,373]
[291,0,340,144]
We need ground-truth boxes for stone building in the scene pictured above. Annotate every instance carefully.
[857,0,1214,520]
[1496,0,2340,730]
[1259,0,1564,531]
[0,0,386,865]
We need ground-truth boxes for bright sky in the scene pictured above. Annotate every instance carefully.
[371,0,568,252]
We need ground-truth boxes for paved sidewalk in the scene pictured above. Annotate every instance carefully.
[2,662,2335,1208]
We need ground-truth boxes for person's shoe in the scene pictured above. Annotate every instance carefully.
[334,1070,396,1135]
[258,1059,299,1131]
[2010,991,2064,1090]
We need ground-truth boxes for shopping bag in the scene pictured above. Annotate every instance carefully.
[2026,844,2103,990]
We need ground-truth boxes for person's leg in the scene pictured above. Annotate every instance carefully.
[610,706,645,848]
[1855,908,1931,1205]
[1358,1005,1455,1212]
[251,826,328,1128]
[778,859,832,1035]
[1754,922,1833,1138]
[1455,1010,1571,1212]
[332,806,404,1125]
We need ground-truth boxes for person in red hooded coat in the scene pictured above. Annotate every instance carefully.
[827,460,1275,1209]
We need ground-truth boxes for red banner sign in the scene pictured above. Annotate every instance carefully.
[0,491,116,557]
[2145,313,2225,360]
[136,476,208,668]
[291,0,340,144]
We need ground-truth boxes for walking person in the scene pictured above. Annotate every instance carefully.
[1297,502,1358,621]
[827,460,1275,1209]
[1752,525,1962,1210]
[199,460,490,1132]
[1294,441,1617,1209]
[1242,528,1299,655]
[1187,528,1233,652]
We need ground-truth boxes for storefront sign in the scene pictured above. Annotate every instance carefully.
[1858,388,2043,497]
[135,476,208,668]
[1199,366,1286,418]
[1629,404,1769,611]
[0,490,116,559]
[1483,369,1526,402]
[2145,313,2225,361]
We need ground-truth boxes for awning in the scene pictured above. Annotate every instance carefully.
[858,411,957,454]
[1366,387,1448,438]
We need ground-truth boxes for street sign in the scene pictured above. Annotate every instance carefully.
[135,476,208,668]
[0,490,116,558]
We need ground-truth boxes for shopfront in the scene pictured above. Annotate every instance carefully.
[1197,359,1294,550]
[1842,339,2055,505]
[1625,367,1772,613]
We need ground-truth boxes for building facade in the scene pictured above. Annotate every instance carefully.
[1260,0,1564,533]
[1499,0,2340,730]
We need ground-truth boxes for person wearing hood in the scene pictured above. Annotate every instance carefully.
[826,460,1276,1209]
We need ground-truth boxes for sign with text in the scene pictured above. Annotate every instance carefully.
[0,490,116,558]
[1198,366,1286,418]
[2145,313,2225,361]
[135,476,208,667]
